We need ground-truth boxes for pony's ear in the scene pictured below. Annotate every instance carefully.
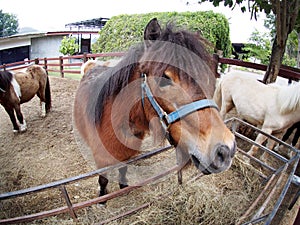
[144,18,161,48]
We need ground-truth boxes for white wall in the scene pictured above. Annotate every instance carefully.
[30,36,64,59]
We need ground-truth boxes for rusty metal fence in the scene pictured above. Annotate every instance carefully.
[0,117,299,224]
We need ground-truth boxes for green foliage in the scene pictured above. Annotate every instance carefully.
[59,36,79,56]
[0,10,18,37]
[199,0,272,19]
[243,29,271,64]
[93,11,231,58]
[263,13,298,67]
[282,30,298,67]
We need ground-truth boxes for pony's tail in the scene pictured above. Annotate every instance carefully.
[45,71,52,113]
[213,77,222,109]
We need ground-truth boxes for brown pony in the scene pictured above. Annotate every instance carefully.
[0,65,51,132]
[74,18,236,199]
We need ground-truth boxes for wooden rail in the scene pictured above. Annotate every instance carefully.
[0,52,125,78]
[1,53,300,81]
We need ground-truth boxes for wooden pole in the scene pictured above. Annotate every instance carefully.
[59,56,64,78]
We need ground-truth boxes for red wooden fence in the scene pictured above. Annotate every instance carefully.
[1,52,300,81]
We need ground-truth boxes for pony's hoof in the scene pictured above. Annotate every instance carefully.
[119,183,128,189]
[19,121,27,132]
[96,202,107,208]
[40,112,46,117]
[13,129,19,133]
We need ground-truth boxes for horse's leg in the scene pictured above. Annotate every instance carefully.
[287,126,300,158]
[40,102,46,117]
[118,166,128,189]
[37,92,46,117]
[14,104,27,132]
[37,83,47,117]
[292,126,300,147]
[220,92,234,120]
[98,174,108,196]
[248,128,272,157]
[4,107,19,132]
[261,133,282,161]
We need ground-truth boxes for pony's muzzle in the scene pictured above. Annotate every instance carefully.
[190,142,236,174]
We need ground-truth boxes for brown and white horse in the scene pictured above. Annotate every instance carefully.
[74,18,236,199]
[0,65,51,132]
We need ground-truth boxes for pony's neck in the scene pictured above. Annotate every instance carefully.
[278,84,300,114]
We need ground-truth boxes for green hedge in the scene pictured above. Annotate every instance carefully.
[92,11,231,58]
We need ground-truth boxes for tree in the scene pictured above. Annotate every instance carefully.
[246,13,297,67]
[243,29,271,64]
[59,36,79,56]
[198,0,300,84]
[0,10,19,37]
[93,11,232,58]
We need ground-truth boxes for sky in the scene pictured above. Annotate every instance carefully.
[0,0,267,43]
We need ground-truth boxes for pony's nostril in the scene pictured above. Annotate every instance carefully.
[217,150,225,163]
[215,145,230,164]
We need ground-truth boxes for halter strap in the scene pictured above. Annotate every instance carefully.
[141,73,219,131]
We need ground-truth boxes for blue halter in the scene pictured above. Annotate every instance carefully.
[141,73,219,132]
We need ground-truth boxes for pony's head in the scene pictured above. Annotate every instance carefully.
[138,18,236,174]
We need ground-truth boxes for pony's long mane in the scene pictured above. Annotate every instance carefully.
[87,44,145,123]
[87,23,216,124]
[0,70,13,92]
[277,83,300,114]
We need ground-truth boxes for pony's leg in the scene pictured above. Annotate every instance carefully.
[261,133,282,161]
[287,127,300,158]
[248,128,272,157]
[4,107,19,132]
[118,166,128,189]
[40,102,46,117]
[292,126,300,147]
[15,105,27,132]
[98,174,108,204]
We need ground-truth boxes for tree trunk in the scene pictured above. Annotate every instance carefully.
[263,35,287,84]
[298,32,300,68]
[263,0,299,84]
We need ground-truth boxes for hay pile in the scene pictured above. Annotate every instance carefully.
[7,153,261,225]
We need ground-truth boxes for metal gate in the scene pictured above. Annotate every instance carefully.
[0,117,299,224]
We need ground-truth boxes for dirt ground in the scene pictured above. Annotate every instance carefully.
[0,76,299,224]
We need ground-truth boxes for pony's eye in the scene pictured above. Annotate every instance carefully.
[159,73,172,87]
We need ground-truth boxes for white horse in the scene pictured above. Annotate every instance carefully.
[213,74,300,158]
[80,58,121,75]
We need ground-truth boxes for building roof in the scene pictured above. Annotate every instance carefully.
[65,17,109,29]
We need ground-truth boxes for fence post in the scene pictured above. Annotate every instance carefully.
[34,58,39,65]
[59,56,64,78]
[83,53,88,63]
[213,53,220,78]
[44,57,48,72]
[3,64,6,71]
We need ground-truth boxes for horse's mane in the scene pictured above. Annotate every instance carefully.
[88,22,216,124]
[87,44,145,123]
[277,83,300,114]
[0,70,13,92]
